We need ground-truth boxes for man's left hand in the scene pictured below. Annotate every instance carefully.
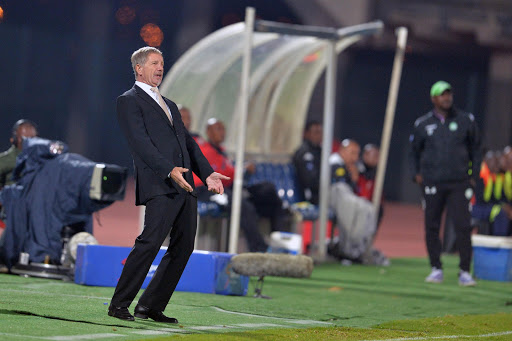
[206,172,230,195]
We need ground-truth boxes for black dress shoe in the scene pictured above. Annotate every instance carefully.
[134,304,178,323]
[108,305,134,321]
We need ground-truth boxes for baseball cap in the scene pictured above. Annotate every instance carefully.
[430,81,452,97]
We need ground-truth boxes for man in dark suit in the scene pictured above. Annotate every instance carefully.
[108,46,228,323]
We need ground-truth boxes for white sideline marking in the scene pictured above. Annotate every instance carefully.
[45,334,123,340]
[131,330,176,335]
[130,323,289,335]
[0,332,45,339]
[364,330,512,341]
[23,283,70,289]
[130,328,189,335]
[0,333,120,340]
[233,323,284,328]
[286,320,327,325]
[212,306,331,325]
[147,328,189,333]
[130,330,168,335]
[0,288,111,300]
[189,325,235,331]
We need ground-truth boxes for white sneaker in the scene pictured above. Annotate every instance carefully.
[458,271,477,287]
[425,267,443,283]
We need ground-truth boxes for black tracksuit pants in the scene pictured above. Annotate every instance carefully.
[422,180,473,272]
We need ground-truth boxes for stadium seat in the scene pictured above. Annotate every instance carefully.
[196,162,337,254]
[198,162,334,221]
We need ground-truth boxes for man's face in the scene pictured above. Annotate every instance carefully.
[340,143,360,166]
[305,124,323,147]
[431,90,453,111]
[180,108,191,130]
[207,121,225,145]
[504,149,512,171]
[136,53,164,87]
[488,153,502,173]
[13,124,37,149]
[363,148,379,168]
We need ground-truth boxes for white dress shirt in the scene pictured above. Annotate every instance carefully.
[135,81,174,178]
[135,81,172,117]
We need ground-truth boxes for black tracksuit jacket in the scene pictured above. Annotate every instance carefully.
[408,107,482,185]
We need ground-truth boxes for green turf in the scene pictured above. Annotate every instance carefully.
[144,313,512,340]
[0,255,510,340]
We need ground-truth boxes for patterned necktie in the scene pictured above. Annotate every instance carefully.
[150,86,173,125]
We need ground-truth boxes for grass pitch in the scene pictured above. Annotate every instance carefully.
[0,255,510,340]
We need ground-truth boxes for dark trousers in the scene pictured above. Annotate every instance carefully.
[422,181,472,272]
[110,193,197,312]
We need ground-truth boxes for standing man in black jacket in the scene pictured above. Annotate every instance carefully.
[409,80,482,286]
[108,46,229,322]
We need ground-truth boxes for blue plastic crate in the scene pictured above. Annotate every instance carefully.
[74,245,248,295]
[472,235,512,282]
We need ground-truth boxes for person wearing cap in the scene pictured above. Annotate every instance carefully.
[408,80,482,286]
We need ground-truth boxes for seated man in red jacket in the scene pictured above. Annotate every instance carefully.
[193,118,288,252]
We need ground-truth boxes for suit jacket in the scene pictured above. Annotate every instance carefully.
[117,85,213,205]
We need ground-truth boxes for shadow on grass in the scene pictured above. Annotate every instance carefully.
[0,309,184,331]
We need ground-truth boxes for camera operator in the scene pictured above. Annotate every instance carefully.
[0,119,38,189]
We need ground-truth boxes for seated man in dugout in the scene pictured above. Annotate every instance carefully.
[501,146,512,207]
[328,139,389,266]
[358,143,384,226]
[292,121,322,205]
[472,149,512,236]
[193,118,292,252]
[178,105,203,142]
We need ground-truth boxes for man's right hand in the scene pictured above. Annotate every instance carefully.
[170,167,193,192]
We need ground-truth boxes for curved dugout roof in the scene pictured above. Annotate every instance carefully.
[160,21,381,159]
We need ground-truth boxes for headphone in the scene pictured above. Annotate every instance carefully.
[11,119,38,147]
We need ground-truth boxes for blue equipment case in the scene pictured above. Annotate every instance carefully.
[74,245,248,295]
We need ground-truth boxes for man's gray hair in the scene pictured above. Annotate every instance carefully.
[131,46,162,77]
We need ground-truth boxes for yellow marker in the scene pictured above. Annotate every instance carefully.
[335,167,345,177]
